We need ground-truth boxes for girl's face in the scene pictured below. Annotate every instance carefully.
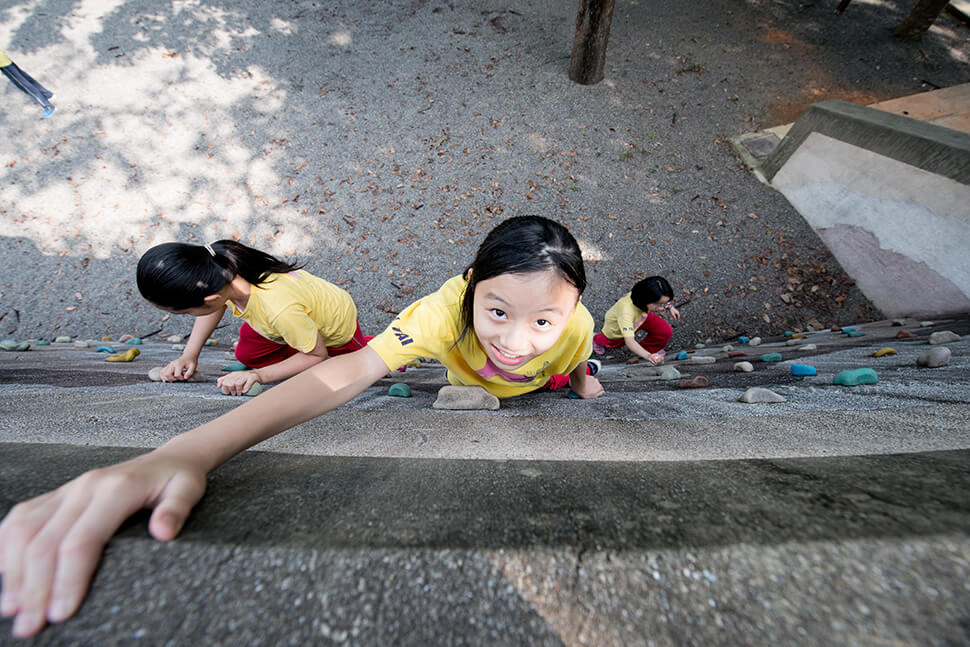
[472,269,580,370]
[646,296,671,313]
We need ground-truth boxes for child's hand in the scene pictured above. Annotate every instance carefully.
[216,370,260,396]
[668,306,681,321]
[647,353,664,365]
[0,451,207,638]
[570,375,605,399]
[161,357,197,381]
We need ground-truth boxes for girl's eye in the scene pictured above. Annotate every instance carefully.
[536,319,550,328]
[490,308,507,319]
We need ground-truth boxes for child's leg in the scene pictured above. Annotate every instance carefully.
[592,332,625,355]
[234,322,299,368]
[326,321,369,357]
[637,313,673,353]
[542,361,598,391]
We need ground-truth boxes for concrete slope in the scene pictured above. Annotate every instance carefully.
[1,317,969,645]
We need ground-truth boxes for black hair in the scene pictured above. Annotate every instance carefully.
[630,276,674,311]
[136,240,303,310]
[457,215,586,337]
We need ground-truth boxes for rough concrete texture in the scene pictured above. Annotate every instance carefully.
[1,317,969,645]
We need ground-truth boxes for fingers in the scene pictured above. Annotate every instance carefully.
[148,472,206,542]
[216,373,256,396]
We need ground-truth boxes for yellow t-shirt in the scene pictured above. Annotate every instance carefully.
[601,293,648,340]
[228,270,358,352]
[368,275,594,398]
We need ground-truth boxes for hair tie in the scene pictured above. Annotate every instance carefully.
[203,243,216,257]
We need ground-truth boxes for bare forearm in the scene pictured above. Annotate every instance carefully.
[184,310,225,358]
[253,352,324,383]
[157,347,388,473]
[624,336,653,360]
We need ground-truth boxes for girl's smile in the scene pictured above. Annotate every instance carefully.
[472,269,580,369]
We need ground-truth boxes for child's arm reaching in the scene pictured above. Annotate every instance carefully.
[161,308,226,381]
[568,361,604,399]
[623,336,664,365]
[0,345,391,638]
[217,334,330,396]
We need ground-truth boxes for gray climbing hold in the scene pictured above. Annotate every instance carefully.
[920,321,935,327]
[797,344,817,351]
[165,334,184,343]
[748,337,762,346]
[172,344,186,351]
[54,336,72,343]
[388,383,412,397]
[245,382,263,396]
[733,361,754,373]
[917,347,951,368]
[148,366,207,382]
[694,343,706,349]
[73,340,90,348]
[433,385,500,410]
[929,331,960,345]
[658,366,681,380]
[0,340,30,351]
[738,387,786,403]
[687,355,716,364]
[721,345,734,352]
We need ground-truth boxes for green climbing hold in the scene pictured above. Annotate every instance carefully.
[124,337,143,345]
[222,361,249,372]
[833,368,878,386]
[759,352,783,362]
[846,331,866,338]
[389,382,412,397]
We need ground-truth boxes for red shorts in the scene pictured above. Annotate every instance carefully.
[234,320,369,369]
[594,312,672,354]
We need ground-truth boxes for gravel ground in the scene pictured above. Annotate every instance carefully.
[2,0,968,347]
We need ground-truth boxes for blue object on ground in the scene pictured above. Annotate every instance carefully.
[567,390,581,399]
[676,350,689,360]
[833,368,878,386]
[738,336,750,344]
[760,352,783,362]
[96,346,114,353]
[791,364,817,376]
[124,337,143,345]
[222,361,249,372]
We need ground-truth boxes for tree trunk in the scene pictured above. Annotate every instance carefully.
[568,0,615,85]
[893,0,951,40]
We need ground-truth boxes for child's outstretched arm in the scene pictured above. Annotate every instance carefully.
[0,346,390,638]
[216,334,329,396]
[161,308,226,381]
[622,336,663,365]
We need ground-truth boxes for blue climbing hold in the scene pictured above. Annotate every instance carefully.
[36,340,51,345]
[833,368,877,386]
[222,361,249,372]
[567,390,581,399]
[676,350,689,360]
[124,337,143,345]
[784,331,794,337]
[388,383,412,397]
[96,345,115,353]
[738,336,750,344]
[841,327,856,333]
[760,352,783,362]
[846,331,866,337]
[791,364,817,376]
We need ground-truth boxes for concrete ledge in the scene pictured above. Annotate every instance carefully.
[761,99,970,184]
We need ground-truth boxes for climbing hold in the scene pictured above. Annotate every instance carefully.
[245,382,263,396]
[105,348,140,362]
[124,337,143,345]
[895,330,916,339]
[784,331,793,338]
[694,343,706,349]
[738,387,786,403]
[929,331,961,345]
[892,320,905,327]
[118,334,135,343]
[677,376,709,389]
[388,383,412,397]
[205,338,218,346]
[868,348,897,357]
[917,347,950,368]
[676,350,689,360]
[626,357,640,364]
[658,366,681,380]
[433,385,500,410]
[148,366,207,382]
[791,333,806,339]
[54,336,72,343]
[405,359,423,369]
[101,336,113,342]
[96,345,115,353]
[841,327,856,333]
[846,331,866,338]
[222,361,249,372]
[734,361,754,373]
[0,340,30,351]
[687,355,716,364]
[36,340,51,345]
[738,336,750,344]
[728,351,746,358]
[566,390,581,399]
[759,353,783,362]
[165,334,184,343]
[791,364,817,376]
[172,344,186,351]
[833,368,878,386]
[748,337,762,346]
[73,340,90,348]
[797,344,817,351]
[830,326,842,332]
[920,321,935,327]
[721,345,734,353]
